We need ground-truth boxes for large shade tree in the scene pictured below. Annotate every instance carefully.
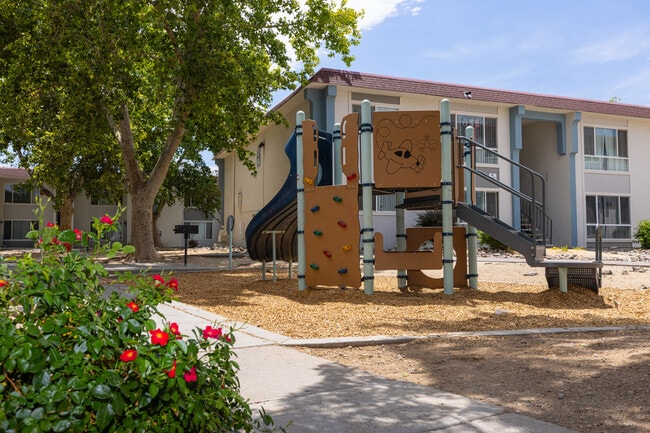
[0,0,361,260]
[0,86,124,230]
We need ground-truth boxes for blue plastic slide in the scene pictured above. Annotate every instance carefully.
[245,130,333,262]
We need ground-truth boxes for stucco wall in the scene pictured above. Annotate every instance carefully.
[521,121,572,246]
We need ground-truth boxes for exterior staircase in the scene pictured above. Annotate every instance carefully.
[457,135,602,292]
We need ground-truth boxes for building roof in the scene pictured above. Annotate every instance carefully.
[307,68,650,119]
[0,167,29,181]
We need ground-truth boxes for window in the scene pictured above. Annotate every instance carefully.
[585,195,631,239]
[476,191,498,217]
[357,195,396,212]
[256,143,264,168]
[453,114,498,164]
[584,127,628,171]
[183,221,213,240]
[4,184,37,204]
[351,104,399,113]
[3,220,38,240]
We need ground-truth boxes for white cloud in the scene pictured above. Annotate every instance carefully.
[573,28,650,64]
[346,0,424,30]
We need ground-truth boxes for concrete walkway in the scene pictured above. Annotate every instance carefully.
[157,300,577,433]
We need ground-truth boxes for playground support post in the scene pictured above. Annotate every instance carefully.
[333,122,342,185]
[464,125,479,289]
[360,100,374,295]
[395,191,408,290]
[296,111,307,291]
[440,99,454,295]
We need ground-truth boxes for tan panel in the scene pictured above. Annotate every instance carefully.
[304,186,361,288]
[406,226,468,289]
[373,111,441,189]
[374,232,439,270]
[341,112,360,187]
[301,119,319,193]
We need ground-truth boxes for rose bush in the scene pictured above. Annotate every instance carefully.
[0,200,278,432]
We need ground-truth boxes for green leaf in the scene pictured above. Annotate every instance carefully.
[96,403,115,431]
[111,241,123,250]
[57,230,77,244]
[73,340,87,354]
[52,420,71,433]
[91,384,112,400]
[121,245,136,255]
[148,382,159,399]
[111,393,126,416]
[26,230,40,241]
[25,323,41,338]
[33,370,51,390]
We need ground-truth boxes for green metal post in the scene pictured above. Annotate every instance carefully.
[440,99,454,295]
[395,191,407,290]
[464,125,479,289]
[360,100,374,295]
[296,112,306,291]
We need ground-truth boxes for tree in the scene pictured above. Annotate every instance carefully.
[0,0,361,261]
[152,156,220,248]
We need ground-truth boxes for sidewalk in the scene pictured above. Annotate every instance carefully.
[157,300,577,433]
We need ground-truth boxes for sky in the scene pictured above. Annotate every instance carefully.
[287,0,650,106]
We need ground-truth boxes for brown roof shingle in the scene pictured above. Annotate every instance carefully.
[310,68,650,119]
[0,167,30,181]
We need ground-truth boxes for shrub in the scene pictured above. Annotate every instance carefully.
[415,210,443,227]
[477,230,509,251]
[634,219,650,249]
[0,200,269,432]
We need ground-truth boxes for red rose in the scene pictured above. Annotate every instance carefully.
[119,349,137,362]
[184,366,197,383]
[149,329,170,346]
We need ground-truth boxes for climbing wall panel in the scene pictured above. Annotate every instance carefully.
[304,186,361,287]
[373,111,441,189]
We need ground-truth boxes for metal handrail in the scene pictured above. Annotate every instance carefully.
[458,135,548,245]
[521,200,552,244]
[595,224,603,287]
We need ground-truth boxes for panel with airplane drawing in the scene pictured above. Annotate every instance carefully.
[373,111,441,188]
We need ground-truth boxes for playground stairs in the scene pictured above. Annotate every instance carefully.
[456,203,602,293]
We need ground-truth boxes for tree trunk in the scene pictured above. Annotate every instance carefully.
[129,189,161,262]
[108,101,188,262]
[58,193,76,230]
[152,207,163,249]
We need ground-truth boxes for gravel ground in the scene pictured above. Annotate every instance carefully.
[168,246,649,433]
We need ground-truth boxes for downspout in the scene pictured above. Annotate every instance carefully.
[509,105,525,230]
[569,112,581,247]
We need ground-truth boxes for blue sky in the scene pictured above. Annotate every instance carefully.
[304,0,650,106]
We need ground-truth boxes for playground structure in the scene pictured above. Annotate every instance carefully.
[247,100,603,294]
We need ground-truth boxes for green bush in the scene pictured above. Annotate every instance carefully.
[477,230,509,251]
[634,219,650,249]
[415,210,443,227]
[0,200,270,432]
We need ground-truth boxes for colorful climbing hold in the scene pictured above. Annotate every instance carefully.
[342,244,352,252]
[338,268,348,274]
[313,230,323,237]
[346,173,357,181]
[322,249,332,258]
[337,220,347,228]
[332,196,343,203]
[304,177,314,185]
[310,205,320,213]
[310,263,320,270]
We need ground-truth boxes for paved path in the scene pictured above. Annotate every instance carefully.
[158,301,577,432]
